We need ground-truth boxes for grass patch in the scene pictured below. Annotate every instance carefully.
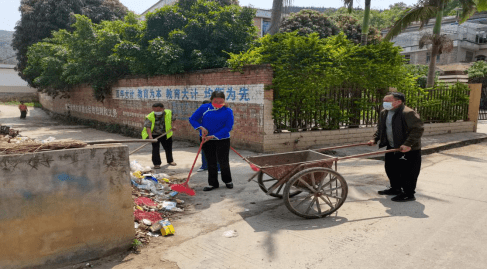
[0,101,42,107]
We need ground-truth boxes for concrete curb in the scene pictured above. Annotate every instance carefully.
[369,136,487,161]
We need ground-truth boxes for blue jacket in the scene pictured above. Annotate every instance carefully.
[189,103,234,140]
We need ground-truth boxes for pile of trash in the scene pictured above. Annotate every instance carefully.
[130,160,185,245]
[0,125,20,137]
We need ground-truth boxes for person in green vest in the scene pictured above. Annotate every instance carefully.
[142,103,177,169]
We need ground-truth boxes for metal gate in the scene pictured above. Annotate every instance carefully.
[479,85,487,120]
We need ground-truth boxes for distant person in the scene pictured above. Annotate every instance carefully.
[197,100,221,173]
[18,101,28,119]
[368,92,424,202]
[189,91,234,191]
[142,103,176,169]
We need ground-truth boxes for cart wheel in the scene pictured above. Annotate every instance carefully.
[283,167,347,219]
[257,171,301,198]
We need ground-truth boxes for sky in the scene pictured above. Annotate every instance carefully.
[0,0,418,32]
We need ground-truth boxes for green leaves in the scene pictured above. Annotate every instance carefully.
[227,31,418,130]
[23,0,255,100]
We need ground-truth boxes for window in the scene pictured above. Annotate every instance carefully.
[262,20,271,36]
[466,51,474,62]
[475,55,487,61]
[426,53,440,63]
[404,54,411,64]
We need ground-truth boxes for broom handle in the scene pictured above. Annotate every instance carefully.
[129,130,171,155]
[183,140,205,185]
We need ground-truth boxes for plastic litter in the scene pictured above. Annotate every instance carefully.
[40,136,56,144]
[133,171,143,179]
[130,160,145,172]
[223,230,238,238]
[142,219,152,226]
[134,222,139,229]
[147,232,160,237]
[160,219,175,235]
[133,209,162,223]
[162,201,177,208]
[135,197,157,207]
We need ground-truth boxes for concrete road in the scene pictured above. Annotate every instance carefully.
[1,105,486,269]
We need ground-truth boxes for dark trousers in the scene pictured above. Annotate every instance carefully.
[202,139,232,187]
[385,147,421,195]
[200,137,220,171]
[151,135,174,165]
[20,111,27,119]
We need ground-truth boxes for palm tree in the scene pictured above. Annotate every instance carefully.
[384,0,477,87]
[268,0,293,35]
[342,0,372,45]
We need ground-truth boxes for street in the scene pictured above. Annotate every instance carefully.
[1,105,486,269]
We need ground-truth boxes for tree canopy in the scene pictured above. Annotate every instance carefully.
[23,0,256,100]
[12,0,128,87]
[278,10,381,44]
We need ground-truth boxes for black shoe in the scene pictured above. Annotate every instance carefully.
[203,186,218,191]
[391,193,416,202]
[225,183,233,189]
[378,188,402,195]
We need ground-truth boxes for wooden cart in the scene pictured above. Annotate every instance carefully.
[245,143,399,219]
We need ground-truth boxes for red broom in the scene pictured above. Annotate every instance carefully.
[230,147,259,172]
[170,140,205,196]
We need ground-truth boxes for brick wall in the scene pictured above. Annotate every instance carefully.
[40,65,274,152]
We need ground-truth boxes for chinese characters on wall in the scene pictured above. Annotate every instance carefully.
[65,104,117,118]
[112,84,265,105]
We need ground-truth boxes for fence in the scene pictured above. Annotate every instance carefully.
[479,85,487,120]
[406,84,470,123]
[273,84,470,132]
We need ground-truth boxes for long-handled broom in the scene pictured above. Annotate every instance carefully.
[169,140,204,196]
[230,147,259,172]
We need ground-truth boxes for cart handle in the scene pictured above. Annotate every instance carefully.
[335,148,400,161]
[313,142,370,152]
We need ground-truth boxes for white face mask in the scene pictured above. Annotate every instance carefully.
[383,102,393,110]
[154,111,163,116]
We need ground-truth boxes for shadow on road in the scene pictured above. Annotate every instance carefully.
[371,197,429,218]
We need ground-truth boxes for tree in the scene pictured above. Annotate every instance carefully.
[333,14,382,44]
[117,0,256,74]
[12,0,127,87]
[384,0,477,87]
[23,0,256,100]
[342,0,373,45]
[269,0,293,35]
[279,10,340,39]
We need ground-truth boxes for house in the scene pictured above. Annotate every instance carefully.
[383,12,487,66]
[140,0,272,37]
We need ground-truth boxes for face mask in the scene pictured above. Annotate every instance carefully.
[212,103,224,109]
[383,102,393,110]
[154,111,163,116]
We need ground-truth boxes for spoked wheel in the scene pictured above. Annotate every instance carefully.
[257,171,301,198]
[283,167,348,219]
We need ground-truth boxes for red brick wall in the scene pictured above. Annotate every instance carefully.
[40,65,274,152]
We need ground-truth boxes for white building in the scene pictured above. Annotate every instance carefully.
[383,12,487,66]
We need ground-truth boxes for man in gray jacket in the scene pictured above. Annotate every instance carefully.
[368,92,424,202]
